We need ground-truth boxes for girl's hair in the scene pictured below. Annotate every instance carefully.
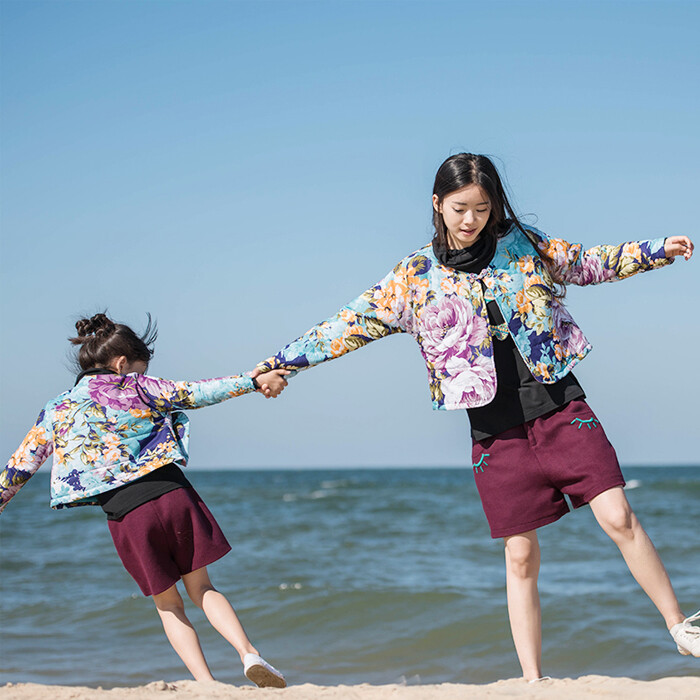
[432,153,564,294]
[70,312,158,371]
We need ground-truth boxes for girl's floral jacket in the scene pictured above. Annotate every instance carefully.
[257,225,670,410]
[0,373,256,513]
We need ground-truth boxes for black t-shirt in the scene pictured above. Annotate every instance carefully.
[467,300,585,440]
[96,463,192,520]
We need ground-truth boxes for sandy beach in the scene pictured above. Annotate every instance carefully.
[2,676,700,700]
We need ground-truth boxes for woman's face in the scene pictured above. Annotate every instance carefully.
[433,184,491,249]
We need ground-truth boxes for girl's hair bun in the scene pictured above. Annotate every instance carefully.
[74,313,117,342]
[70,311,157,372]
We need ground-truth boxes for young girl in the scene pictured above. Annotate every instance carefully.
[0,313,289,688]
[254,153,699,680]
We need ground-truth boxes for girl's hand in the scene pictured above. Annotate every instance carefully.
[665,235,694,261]
[251,369,290,398]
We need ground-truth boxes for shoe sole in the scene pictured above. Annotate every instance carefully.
[245,664,287,688]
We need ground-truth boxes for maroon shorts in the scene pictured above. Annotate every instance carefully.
[107,487,231,596]
[471,399,625,539]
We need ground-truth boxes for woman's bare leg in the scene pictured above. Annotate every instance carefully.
[589,486,685,629]
[504,530,543,681]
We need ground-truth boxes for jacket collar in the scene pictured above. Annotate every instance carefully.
[74,367,119,386]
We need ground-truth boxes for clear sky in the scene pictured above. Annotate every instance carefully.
[1,0,698,468]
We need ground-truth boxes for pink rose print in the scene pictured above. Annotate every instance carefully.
[442,354,495,409]
[419,296,488,371]
[88,376,143,411]
[565,255,615,285]
[552,303,589,357]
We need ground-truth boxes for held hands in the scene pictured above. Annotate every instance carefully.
[250,368,290,398]
[665,236,694,261]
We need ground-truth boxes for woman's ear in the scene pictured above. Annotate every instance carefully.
[432,194,440,213]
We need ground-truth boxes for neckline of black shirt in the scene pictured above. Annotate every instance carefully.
[431,238,585,439]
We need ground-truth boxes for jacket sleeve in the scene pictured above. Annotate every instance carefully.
[133,374,257,412]
[0,408,54,514]
[256,263,410,373]
[527,228,672,286]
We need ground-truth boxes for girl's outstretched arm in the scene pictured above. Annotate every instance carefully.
[526,228,678,286]
[0,408,54,514]
[133,370,288,413]
[256,263,410,374]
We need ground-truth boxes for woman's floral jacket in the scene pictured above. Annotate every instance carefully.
[0,373,256,512]
[257,225,670,410]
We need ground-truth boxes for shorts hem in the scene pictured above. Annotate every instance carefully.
[489,507,569,539]
[188,543,232,577]
[144,543,232,597]
[146,578,181,597]
[574,479,627,509]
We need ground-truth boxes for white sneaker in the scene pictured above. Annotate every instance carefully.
[243,653,287,688]
[670,610,700,657]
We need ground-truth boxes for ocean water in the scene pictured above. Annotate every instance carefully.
[0,467,698,688]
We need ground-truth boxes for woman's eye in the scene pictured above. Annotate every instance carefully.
[453,209,464,214]
[476,209,488,213]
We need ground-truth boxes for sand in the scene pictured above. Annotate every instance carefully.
[2,676,699,700]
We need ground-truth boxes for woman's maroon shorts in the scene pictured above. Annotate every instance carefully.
[471,399,625,539]
[107,487,231,596]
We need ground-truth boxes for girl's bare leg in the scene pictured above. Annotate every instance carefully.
[589,486,685,629]
[182,567,258,662]
[504,530,543,681]
[153,584,214,681]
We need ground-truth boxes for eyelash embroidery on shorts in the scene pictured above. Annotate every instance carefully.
[473,453,489,472]
[571,417,599,430]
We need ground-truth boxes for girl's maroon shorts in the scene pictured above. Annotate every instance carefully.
[471,399,625,539]
[107,487,231,596]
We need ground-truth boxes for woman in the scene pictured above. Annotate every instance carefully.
[256,153,698,680]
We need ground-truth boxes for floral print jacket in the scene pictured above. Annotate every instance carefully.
[0,373,256,512]
[257,225,670,410]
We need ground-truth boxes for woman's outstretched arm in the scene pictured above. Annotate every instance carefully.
[255,262,412,374]
[526,228,688,286]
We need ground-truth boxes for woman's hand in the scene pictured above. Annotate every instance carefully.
[665,235,694,261]
[250,368,290,398]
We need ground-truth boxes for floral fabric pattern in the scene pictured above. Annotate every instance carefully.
[0,373,255,513]
[257,225,670,410]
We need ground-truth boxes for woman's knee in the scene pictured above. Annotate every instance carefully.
[590,487,639,539]
[504,533,540,580]
[600,504,638,541]
[591,492,638,542]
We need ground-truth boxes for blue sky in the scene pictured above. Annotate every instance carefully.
[1,0,698,467]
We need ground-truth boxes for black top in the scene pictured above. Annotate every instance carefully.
[96,463,192,520]
[467,301,585,440]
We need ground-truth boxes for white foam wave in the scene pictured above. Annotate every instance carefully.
[310,489,336,499]
[321,479,348,489]
[278,582,303,590]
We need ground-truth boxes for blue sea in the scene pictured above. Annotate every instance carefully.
[1,467,698,688]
